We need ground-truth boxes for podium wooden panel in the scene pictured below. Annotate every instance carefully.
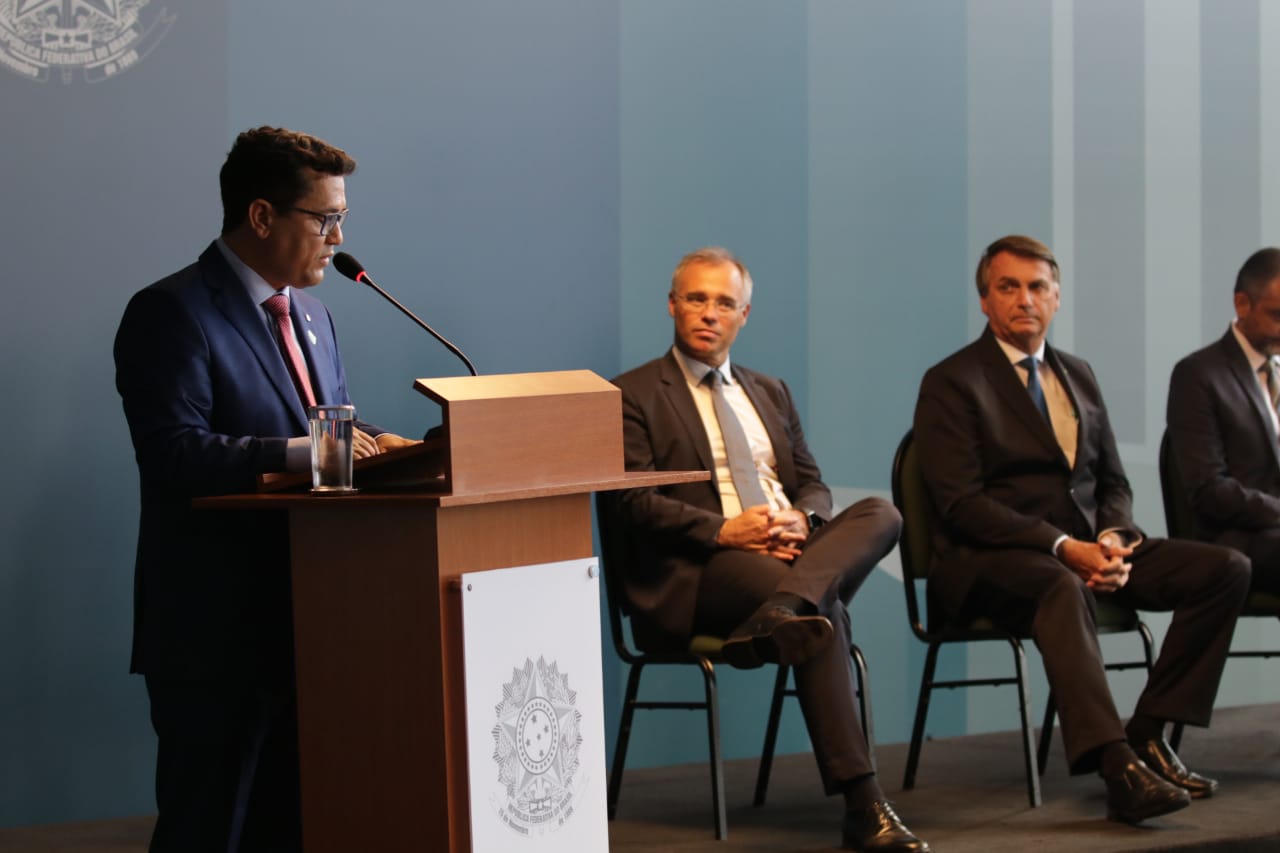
[290,491,591,852]
[199,370,705,852]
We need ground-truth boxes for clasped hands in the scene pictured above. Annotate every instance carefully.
[716,505,810,561]
[1057,531,1134,592]
[352,428,420,460]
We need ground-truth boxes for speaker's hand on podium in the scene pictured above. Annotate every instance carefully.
[374,432,422,452]
[353,427,382,459]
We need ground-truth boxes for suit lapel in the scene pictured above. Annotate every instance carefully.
[978,332,1065,464]
[732,366,793,486]
[291,290,339,405]
[658,353,716,473]
[1044,346,1084,470]
[1219,331,1280,470]
[199,245,310,432]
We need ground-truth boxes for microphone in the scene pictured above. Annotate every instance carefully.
[332,252,478,377]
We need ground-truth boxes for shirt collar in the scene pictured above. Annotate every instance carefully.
[1231,320,1270,372]
[671,345,733,386]
[992,332,1047,367]
[215,237,291,309]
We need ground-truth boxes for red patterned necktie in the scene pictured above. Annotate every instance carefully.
[263,292,317,408]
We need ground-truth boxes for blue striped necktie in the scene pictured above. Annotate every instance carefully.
[1019,356,1051,424]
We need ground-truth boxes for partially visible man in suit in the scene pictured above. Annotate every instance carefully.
[604,247,928,852]
[114,127,416,852]
[1167,247,1280,597]
[913,235,1250,824]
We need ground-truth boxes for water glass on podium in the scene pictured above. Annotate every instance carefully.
[308,405,357,494]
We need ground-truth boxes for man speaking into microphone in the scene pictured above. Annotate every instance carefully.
[113,126,416,853]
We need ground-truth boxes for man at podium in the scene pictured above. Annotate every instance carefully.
[605,247,929,853]
[113,127,415,853]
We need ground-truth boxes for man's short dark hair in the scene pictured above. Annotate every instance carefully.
[975,235,1060,296]
[1234,248,1280,302]
[219,126,356,233]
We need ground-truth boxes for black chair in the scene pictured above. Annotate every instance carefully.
[891,430,1155,807]
[595,493,874,839]
[1157,431,1280,664]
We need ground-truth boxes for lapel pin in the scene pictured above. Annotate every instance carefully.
[307,330,318,346]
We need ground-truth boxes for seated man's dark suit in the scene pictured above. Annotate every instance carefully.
[1168,328,1280,594]
[606,350,900,792]
[115,242,384,852]
[914,328,1249,772]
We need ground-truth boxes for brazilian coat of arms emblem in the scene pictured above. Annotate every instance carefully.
[490,656,584,836]
[0,0,175,83]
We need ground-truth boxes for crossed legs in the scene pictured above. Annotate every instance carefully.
[691,496,900,790]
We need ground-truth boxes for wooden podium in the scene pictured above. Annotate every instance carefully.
[201,370,703,852]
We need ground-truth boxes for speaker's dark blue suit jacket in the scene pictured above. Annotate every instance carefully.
[115,242,381,681]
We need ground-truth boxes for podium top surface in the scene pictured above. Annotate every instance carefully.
[201,469,708,510]
[413,369,614,405]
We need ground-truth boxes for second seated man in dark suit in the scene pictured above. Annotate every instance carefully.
[912,234,1249,824]
[604,246,929,852]
[1167,246,1280,597]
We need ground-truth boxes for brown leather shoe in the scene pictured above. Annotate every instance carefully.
[720,604,833,670]
[1104,758,1192,823]
[1131,737,1218,799]
[841,800,930,852]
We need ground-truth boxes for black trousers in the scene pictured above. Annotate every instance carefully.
[1215,527,1280,596]
[145,675,302,853]
[941,537,1250,773]
[690,496,901,794]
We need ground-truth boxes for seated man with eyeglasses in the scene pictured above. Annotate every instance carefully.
[601,247,928,852]
[114,126,417,853]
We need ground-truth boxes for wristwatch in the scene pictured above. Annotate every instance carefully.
[805,510,825,532]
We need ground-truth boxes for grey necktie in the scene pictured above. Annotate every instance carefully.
[705,369,770,508]
[1018,356,1052,424]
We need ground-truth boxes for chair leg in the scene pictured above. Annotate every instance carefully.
[852,643,877,773]
[1009,638,1043,808]
[607,663,644,820]
[1037,692,1057,775]
[698,657,728,840]
[903,643,940,791]
[1138,621,1155,669]
[753,665,791,807]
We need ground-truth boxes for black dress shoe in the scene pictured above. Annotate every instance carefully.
[720,604,833,669]
[1104,758,1192,824]
[1131,737,1218,799]
[841,800,930,852]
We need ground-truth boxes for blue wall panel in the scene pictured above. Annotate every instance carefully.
[1073,0,1146,443]
[0,0,229,826]
[1201,0,1261,342]
[807,0,969,489]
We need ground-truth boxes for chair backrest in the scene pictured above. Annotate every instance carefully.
[594,492,641,662]
[1158,430,1195,539]
[891,429,934,638]
[1159,436,1280,621]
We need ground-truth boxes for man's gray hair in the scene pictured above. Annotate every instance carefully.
[671,246,753,305]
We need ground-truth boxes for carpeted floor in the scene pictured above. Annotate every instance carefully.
[2,703,1276,852]
[607,702,1280,852]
